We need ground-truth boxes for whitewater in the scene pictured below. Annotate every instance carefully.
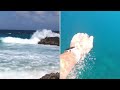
[0,29,60,44]
[0,29,59,79]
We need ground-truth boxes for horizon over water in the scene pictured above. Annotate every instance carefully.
[61,11,120,79]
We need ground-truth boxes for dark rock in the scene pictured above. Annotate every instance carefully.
[40,72,59,79]
[38,37,59,46]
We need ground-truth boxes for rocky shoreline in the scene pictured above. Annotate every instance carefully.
[38,37,59,79]
[38,37,59,46]
[40,72,59,79]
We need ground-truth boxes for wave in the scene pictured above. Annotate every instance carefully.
[0,40,59,79]
[0,29,60,44]
[67,33,94,79]
[0,71,57,79]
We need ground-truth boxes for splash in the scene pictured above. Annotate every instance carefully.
[67,33,94,79]
[67,51,96,79]
[0,29,60,44]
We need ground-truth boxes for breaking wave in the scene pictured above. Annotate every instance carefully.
[0,29,59,44]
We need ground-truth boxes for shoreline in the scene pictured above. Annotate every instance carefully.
[38,37,59,79]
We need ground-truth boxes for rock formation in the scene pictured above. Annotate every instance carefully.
[38,37,59,46]
[40,72,59,79]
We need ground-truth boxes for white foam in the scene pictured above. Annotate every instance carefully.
[0,44,59,79]
[0,68,59,79]
[0,71,48,79]
[67,33,94,79]
[1,29,59,44]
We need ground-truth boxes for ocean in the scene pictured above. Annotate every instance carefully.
[61,11,120,79]
[0,29,59,79]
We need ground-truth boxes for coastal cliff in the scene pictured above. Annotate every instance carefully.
[38,37,59,46]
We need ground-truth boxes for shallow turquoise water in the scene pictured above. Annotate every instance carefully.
[61,11,120,79]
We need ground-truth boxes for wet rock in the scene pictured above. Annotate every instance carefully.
[40,72,59,79]
[38,37,59,46]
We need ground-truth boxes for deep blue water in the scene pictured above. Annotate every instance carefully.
[61,11,120,79]
[0,30,59,39]
[0,30,35,39]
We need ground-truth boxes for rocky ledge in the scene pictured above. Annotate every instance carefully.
[38,37,59,46]
[40,72,59,79]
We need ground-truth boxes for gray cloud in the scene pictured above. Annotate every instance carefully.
[16,11,59,23]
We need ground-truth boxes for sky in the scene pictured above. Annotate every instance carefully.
[0,11,59,31]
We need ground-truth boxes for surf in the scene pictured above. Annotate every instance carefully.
[0,29,60,44]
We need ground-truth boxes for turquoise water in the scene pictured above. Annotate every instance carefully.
[61,11,120,79]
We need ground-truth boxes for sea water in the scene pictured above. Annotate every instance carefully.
[0,29,59,79]
[61,11,120,79]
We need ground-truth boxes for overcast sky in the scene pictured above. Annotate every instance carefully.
[0,11,59,31]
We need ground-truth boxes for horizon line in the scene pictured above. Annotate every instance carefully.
[0,29,59,31]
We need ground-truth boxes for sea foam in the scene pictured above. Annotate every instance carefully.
[67,33,94,79]
[0,29,59,44]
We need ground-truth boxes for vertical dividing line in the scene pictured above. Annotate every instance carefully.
[59,11,61,79]
[59,11,61,54]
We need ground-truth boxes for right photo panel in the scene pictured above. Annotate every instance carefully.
[60,11,120,79]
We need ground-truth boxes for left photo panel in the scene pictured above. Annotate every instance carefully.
[0,11,60,79]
